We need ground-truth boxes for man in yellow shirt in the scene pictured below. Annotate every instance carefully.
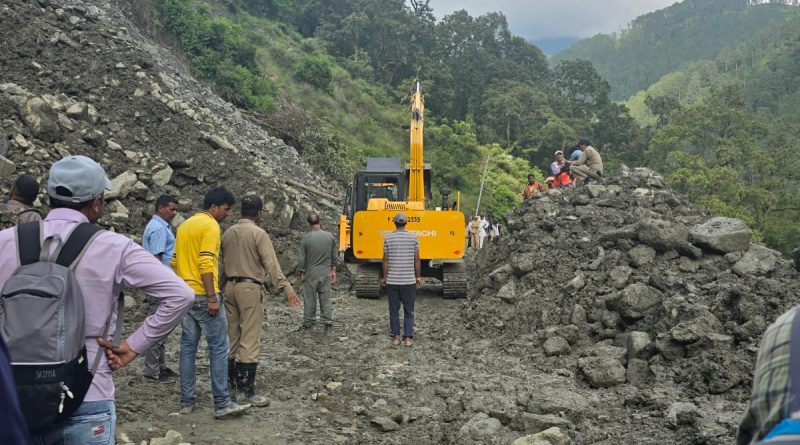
[173,187,250,418]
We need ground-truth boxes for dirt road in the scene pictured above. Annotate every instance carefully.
[115,280,516,445]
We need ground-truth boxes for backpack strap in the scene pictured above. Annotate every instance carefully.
[16,221,42,266]
[55,223,103,268]
[90,292,125,375]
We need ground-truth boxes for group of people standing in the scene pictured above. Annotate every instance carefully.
[466,214,500,250]
[0,155,340,444]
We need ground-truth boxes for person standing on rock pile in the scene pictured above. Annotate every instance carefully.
[297,212,338,332]
[567,138,603,186]
[522,174,545,200]
[1,174,43,228]
[220,195,301,408]
[738,306,800,444]
[380,212,421,346]
[0,156,194,443]
[141,195,180,382]
[173,187,251,418]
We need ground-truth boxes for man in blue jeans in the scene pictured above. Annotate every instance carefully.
[173,187,250,418]
[380,212,421,347]
[0,156,194,445]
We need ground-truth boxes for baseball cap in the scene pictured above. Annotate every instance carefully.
[393,212,407,224]
[47,155,112,203]
[554,150,563,156]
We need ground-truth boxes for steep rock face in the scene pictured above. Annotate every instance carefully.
[464,168,800,444]
[0,0,342,273]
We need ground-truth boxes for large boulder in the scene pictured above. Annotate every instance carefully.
[689,217,752,253]
[106,171,138,200]
[638,218,688,252]
[512,427,571,445]
[20,97,61,142]
[0,155,15,179]
[670,309,722,344]
[733,244,780,277]
[456,413,503,444]
[577,356,626,387]
[616,283,663,320]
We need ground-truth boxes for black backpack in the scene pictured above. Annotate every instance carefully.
[0,222,123,429]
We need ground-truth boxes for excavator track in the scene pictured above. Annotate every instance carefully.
[355,264,381,299]
[442,262,467,299]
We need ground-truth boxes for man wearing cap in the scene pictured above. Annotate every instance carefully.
[141,195,180,381]
[0,155,194,443]
[1,174,43,228]
[220,195,300,408]
[297,212,338,332]
[568,138,603,186]
[380,212,421,346]
[550,151,572,188]
[173,187,252,418]
[467,215,480,250]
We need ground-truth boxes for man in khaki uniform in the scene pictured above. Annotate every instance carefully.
[467,216,481,250]
[569,138,604,185]
[221,195,300,407]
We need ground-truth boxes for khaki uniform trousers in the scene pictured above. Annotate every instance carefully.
[571,165,602,184]
[469,232,479,249]
[224,281,263,364]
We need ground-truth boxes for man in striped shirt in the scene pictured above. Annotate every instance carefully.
[380,212,421,346]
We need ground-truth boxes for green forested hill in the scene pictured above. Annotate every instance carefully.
[149,0,642,217]
[627,12,800,126]
[552,0,796,100]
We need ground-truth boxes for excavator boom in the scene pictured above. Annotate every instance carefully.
[407,81,425,203]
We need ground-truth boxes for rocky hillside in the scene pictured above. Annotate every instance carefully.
[463,167,799,443]
[0,0,340,272]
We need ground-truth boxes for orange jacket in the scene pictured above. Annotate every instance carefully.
[523,182,545,199]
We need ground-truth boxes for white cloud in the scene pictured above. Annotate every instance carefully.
[430,0,679,39]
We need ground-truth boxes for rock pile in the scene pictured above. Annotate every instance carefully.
[464,167,800,443]
[0,0,341,276]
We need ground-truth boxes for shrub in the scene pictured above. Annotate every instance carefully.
[295,54,333,93]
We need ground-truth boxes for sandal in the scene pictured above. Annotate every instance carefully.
[392,335,402,346]
[403,337,414,346]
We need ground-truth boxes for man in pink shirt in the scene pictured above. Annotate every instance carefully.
[0,156,194,445]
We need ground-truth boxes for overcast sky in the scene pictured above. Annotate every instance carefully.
[431,0,680,40]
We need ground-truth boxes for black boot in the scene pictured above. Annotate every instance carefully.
[227,359,237,395]
[235,362,270,407]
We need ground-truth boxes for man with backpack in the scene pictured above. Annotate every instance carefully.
[0,155,194,444]
[1,174,43,228]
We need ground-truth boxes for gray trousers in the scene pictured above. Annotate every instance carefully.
[302,272,332,327]
[143,296,168,377]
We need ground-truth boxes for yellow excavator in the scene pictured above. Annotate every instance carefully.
[338,81,467,298]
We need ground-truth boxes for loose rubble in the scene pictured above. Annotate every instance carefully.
[465,167,800,443]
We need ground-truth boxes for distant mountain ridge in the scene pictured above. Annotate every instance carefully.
[552,0,797,100]
[528,37,579,56]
